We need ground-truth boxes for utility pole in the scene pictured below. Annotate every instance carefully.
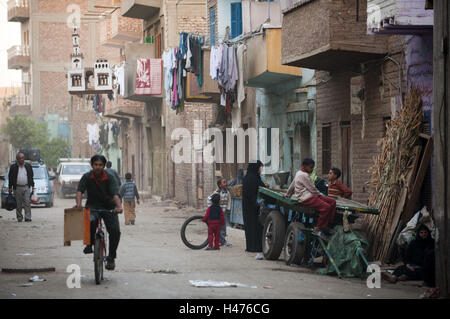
[433,0,450,299]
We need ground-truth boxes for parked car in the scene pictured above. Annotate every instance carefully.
[1,161,56,208]
[55,158,91,198]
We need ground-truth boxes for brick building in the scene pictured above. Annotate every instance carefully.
[281,0,433,205]
[101,0,219,206]
[6,0,125,163]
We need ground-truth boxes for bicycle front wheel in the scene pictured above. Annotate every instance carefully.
[94,237,104,285]
[180,215,209,250]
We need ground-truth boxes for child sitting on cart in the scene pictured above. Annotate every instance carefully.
[202,193,225,250]
[327,167,352,199]
[284,158,336,238]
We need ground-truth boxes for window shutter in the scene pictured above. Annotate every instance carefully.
[231,2,242,39]
[210,8,215,45]
[322,124,331,175]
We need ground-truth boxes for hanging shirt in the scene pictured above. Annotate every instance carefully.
[226,45,238,92]
[236,44,246,108]
[87,123,99,146]
[162,50,173,103]
[108,122,114,145]
[219,44,228,87]
[115,65,125,96]
[185,34,193,70]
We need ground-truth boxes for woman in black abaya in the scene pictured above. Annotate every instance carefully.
[242,160,267,259]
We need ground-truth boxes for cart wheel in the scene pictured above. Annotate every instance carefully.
[180,215,209,250]
[262,210,286,260]
[284,222,306,265]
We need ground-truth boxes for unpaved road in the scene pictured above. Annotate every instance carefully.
[0,197,425,299]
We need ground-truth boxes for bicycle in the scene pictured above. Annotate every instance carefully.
[89,208,114,285]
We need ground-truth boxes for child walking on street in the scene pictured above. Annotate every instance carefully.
[202,193,225,250]
[119,173,140,225]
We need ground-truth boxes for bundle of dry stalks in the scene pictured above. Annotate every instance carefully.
[365,87,423,262]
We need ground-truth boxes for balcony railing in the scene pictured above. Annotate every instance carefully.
[121,0,160,20]
[7,45,30,70]
[7,0,29,22]
[367,0,433,35]
[10,95,31,116]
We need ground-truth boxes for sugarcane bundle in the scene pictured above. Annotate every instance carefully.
[364,87,423,262]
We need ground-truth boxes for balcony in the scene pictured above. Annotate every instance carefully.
[121,0,160,20]
[100,18,126,48]
[245,28,301,88]
[281,0,387,71]
[104,94,144,118]
[7,45,30,70]
[9,95,31,116]
[7,0,29,22]
[367,0,433,35]
[242,0,282,34]
[111,8,142,42]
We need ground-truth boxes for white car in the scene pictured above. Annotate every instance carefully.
[55,159,91,198]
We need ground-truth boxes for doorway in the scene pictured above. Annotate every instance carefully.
[340,122,352,189]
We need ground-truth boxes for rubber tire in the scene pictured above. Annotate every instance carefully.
[284,222,306,265]
[180,215,209,250]
[262,210,286,260]
[94,237,103,285]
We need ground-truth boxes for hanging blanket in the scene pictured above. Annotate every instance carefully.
[136,58,162,95]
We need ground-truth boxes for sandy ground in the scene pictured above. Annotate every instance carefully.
[0,197,426,299]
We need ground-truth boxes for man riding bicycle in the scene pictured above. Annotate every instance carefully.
[75,155,123,270]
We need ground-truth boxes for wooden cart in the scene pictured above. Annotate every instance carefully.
[258,187,379,277]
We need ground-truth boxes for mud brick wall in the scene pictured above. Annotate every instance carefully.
[316,35,407,204]
[166,102,215,208]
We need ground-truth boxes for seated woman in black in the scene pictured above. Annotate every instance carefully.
[383,224,434,284]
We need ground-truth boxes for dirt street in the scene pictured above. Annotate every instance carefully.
[0,197,425,299]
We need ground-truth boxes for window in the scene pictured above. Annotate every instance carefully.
[230,2,242,39]
[62,165,91,175]
[32,167,47,180]
[155,34,161,58]
[210,7,215,46]
[322,124,331,175]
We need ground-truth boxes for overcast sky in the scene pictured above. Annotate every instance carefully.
[0,0,22,88]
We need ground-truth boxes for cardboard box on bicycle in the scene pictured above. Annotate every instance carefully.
[64,208,91,246]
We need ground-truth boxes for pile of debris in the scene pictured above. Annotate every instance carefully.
[364,87,433,262]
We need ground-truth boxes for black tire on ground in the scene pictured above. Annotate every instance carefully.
[94,237,103,285]
[284,222,306,265]
[180,215,209,250]
[262,210,286,260]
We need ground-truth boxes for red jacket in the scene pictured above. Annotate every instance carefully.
[202,205,225,226]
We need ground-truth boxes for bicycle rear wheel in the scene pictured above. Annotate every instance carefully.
[180,215,209,250]
[94,237,104,285]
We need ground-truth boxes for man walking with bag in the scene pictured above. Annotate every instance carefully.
[8,152,35,222]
